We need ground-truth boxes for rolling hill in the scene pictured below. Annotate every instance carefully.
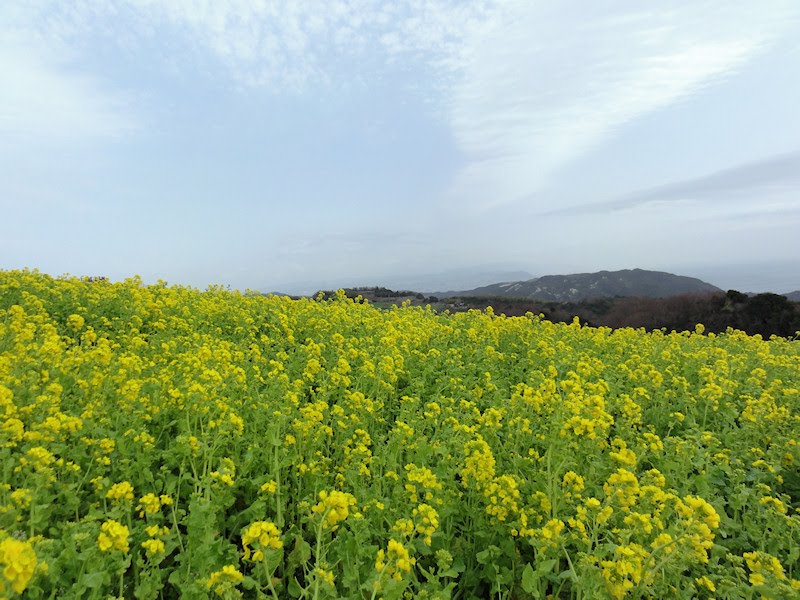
[436,268,722,301]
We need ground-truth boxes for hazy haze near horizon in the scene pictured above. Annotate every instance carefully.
[2,2,799,293]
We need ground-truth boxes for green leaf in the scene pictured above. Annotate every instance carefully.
[287,535,312,571]
[521,563,538,594]
[418,565,436,583]
[557,568,578,583]
[288,576,303,598]
[450,558,466,574]
[82,570,106,589]
[475,545,500,565]
[536,559,557,574]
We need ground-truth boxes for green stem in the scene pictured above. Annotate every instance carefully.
[312,521,325,600]
[126,510,139,591]
[264,562,280,599]
[631,531,687,597]
[172,468,186,555]
[274,450,283,528]
[74,460,95,521]
[369,562,390,600]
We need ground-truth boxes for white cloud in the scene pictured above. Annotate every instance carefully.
[0,6,139,144]
[444,1,800,211]
[125,0,495,91]
[4,0,799,214]
[546,151,800,217]
[0,41,138,143]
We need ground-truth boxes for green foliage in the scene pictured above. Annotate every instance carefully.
[0,269,799,598]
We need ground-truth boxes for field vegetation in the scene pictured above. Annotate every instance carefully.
[1,270,798,598]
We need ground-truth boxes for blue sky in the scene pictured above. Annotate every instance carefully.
[2,1,799,294]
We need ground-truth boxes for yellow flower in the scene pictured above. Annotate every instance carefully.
[1,419,24,444]
[0,537,38,594]
[539,519,565,547]
[24,447,56,471]
[744,550,786,584]
[695,575,716,592]
[562,471,585,494]
[207,565,244,596]
[66,313,85,331]
[145,525,169,538]
[682,496,720,530]
[376,539,415,582]
[312,490,357,530]
[137,493,161,516]
[392,519,414,538]
[97,520,130,553]
[241,521,282,561]
[10,489,32,509]
[210,458,236,487]
[141,538,165,557]
[484,474,522,523]
[315,567,335,587]
[404,464,442,503]
[609,439,637,467]
[651,533,674,554]
[601,543,650,599]
[228,412,244,435]
[461,436,496,488]
[604,468,639,509]
[260,480,278,494]
[106,481,135,502]
[585,497,601,510]
[412,503,439,546]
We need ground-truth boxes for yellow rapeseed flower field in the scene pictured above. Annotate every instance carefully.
[0,269,798,598]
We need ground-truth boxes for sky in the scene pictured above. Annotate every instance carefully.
[2,1,799,295]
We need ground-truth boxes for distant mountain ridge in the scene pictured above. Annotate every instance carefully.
[436,269,722,302]
[265,269,534,297]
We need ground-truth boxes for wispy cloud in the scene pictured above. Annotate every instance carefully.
[4,2,799,222]
[545,151,800,217]
[124,0,495,91]
[5,2,798,155]
[1,0,494,137]
[444,2,800,211]
[0,41,138,143]
[0,6,140,145]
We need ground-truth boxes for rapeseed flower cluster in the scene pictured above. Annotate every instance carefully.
[141,538,165,558]
[0,269,798,598]
[743,550,787,586]
[206,564,244,596]
[601,543,651,599]
[404,463,442,503]
[97,520,129,553]
[241,521,282,561]
[0,536,38,595]
[106,481,134,502]
[411,503,439,546]
[312,490,357,530]
[375,539,415,582]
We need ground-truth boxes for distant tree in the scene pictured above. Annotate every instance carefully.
[725,290,748,304]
